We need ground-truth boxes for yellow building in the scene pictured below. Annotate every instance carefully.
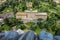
[16,10,47,23]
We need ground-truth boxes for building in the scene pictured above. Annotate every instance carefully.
[5,12,14,18]
[26,2,32,7]
[16,12,27,19]
[54,0,60,3]
[0,12,14,22]
[16,10,47,23]
[0,0,6,4]
[0,14,5,22]
[0,0,6,2]
[56,20,60,27]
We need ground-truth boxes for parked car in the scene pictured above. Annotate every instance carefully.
[0,32,5,40]
[38,29,53,40]
[54,36,60,40]
[18,30,36,40]
[5,30,19,40]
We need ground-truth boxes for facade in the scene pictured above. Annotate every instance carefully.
[0,12,14,22]
[0,14,5,22]
[16,10,47,23]
[5,12,14,18]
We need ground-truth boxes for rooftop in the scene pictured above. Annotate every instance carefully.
[24,10,38,13]
[36,13,47,15]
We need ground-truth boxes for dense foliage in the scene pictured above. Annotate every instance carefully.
[0,0,60,35]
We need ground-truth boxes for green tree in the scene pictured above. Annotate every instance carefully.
[37,18,44,29]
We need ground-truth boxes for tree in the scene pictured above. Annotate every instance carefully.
[46,13,58,34]
[0,2,7,12]
[32,0,39,9]
[17,24,26,30]
[37,18,44,29]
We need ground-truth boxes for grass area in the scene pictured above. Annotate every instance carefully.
[26,22,35,27]
[35,28,41,34]
[2,7,13,13]
[34,25,42,34]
